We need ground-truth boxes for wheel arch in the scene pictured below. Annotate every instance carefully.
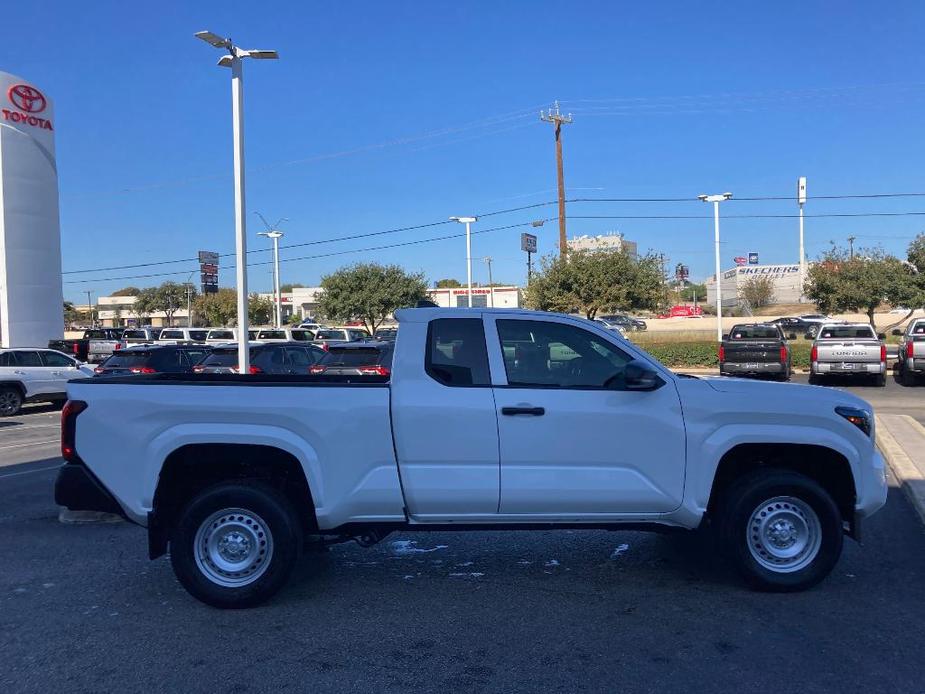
[149,442,318,559]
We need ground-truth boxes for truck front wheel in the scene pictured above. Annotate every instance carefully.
[717,469,843,592]
[169,482,302,608]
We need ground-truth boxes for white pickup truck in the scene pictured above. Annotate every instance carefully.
[897,318,925,386]
[55,308,888,608]
[809,323,887,387]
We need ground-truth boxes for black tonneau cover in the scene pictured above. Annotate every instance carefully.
[80,372,390,387]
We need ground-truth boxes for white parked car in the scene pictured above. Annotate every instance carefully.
[56,308,887,607]
[0,348,95,416]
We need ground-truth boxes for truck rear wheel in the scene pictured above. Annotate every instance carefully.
[717,469,843,592]
[901,366,917,387]
[169,482,302,608]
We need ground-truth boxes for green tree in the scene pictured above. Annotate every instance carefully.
[908,233,925,274]
[739,275,776,309]
[524,248,667,319]
[805,246,925,328]
[110,286,141,297]
[248,294,275,325]
[193,288,238,326]
[134,282,196,327]
[63,301,79,328]
[678,282,707,303]
[318,262,428,334]
[435,278,462,288]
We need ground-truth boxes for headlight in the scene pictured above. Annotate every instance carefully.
[835,406,872,437]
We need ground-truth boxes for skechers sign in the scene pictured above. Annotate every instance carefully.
[736,264,801,276]
[2,84,53,130]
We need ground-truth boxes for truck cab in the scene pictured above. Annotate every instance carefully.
[897,318,925,386]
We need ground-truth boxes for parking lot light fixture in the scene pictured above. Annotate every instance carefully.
[257,229,285,328]
[450,216,478,307]
[699,192,733,342]
[195,29,278,373]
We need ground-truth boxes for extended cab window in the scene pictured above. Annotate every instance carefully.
[729,326,781,339]
[497,320,631,389]
[425,318,490,386]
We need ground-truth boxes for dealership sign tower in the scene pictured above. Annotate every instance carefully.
[0,71,63,347]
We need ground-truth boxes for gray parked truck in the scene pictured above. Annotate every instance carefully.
[896,318,925,386]
[809,323,886,387]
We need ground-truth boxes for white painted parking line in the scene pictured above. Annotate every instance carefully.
[0,438,59,451]
[0,465,59,480]
[0,423,60,432]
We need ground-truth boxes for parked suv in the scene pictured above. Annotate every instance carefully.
[94,345,212,376]
[121,328,159,344]
[158,328,209,343]
[309,341,394,376]
[313,327,370,348]
[194,342,325,374]
[0,348,95,416]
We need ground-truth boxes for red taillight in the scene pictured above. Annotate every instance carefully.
[907,341,914,358]
[718,345,725,362]
[114,343,122,351]
[61,400,88,462]
[880,344,887,362]
[358,365,391,376]
[130,366,157,374]
[192,364,205,373]
[72,343,79,355]
[309,365,326,374]
[94,366,104,374]
[230,365,262,374]
[780,346,788,363]
[320,343,330,352]
[811,345,818,362]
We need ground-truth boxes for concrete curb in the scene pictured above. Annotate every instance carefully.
[875,415,925,526]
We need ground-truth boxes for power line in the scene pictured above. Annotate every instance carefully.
[63,219,554,286]
[570,211,925,219]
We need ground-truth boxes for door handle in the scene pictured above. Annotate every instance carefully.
[14,370,26,375]
[501,406,545,416]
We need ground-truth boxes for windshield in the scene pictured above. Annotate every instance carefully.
[315,330,346,340]
[101,352,152,367]
[207,330,234,340]
[257,330,287,340]
[818,326,877,339]
[122,330,149,339]
[728,326,780,340]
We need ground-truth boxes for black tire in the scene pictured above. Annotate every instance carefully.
[716,469,843,592]
[901,366,917,387]
[808,373,821,386]
[169,482,303,609]
[874,373,887,387]
[0,386,23,417]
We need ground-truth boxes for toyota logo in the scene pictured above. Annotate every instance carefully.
[8,84,47,113]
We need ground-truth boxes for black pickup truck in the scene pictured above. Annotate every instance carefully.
[718,323,795,381]
[49,329,125,364]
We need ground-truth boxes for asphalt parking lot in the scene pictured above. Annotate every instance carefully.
[2,379,924,693]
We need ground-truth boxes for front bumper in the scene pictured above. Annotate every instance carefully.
[54,461,125,517]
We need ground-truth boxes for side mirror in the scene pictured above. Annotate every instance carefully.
[892,329,902,336]
[877,333,886,341]
[623,359,662,391]
[788,332,797,340]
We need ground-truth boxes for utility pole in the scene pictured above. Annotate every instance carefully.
[85,290,94,327]
[848,235,856,259]
[797,176,807,302]
[540,101,573,257]
[483,256,495,307]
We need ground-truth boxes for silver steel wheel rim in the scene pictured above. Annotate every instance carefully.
[193,508,274,588]
[0,391,18,414]
[747,496,822,573]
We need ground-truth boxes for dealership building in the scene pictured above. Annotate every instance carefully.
[425,286,522,309]
[705,263,806,308]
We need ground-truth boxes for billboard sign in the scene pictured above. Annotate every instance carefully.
[797,176,807,205]
[0,72,63,347]
[198,251,219,293]
[674,263,689,281]
[521,233,537,254]
[748,252,759,265]
[734,256,748,266]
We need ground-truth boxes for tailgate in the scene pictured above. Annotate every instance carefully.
[723,341,782,362]
[816,342,881,362]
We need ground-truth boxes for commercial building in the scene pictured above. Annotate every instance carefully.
[96,295,190,328]
[705,263,805,308]
[567,232,638,259]
[426,286,522,309]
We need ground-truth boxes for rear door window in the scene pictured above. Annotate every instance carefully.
[40,351,76,367]
[0,352,16,367]
[208,330,234,340]
[285,347,316,367]
[160,330,184,340]
[425,318,490,386]
[15,351,43,367]
[101,352,153,368]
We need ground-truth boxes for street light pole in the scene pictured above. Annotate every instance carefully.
[450,216,478,307]
[699,192,733,342]
[195,30,279,374]
[258,229,285,328]
[798,176,807,302]
[483,256,494,307]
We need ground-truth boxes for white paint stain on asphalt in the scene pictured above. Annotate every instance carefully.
[449,572,484,578]
[389,540,448,555]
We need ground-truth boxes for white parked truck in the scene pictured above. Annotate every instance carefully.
[897,318,925,386]
[55,308,888,608]
[809,323,887,387]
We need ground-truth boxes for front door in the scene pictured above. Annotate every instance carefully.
[489,317,686,515]
[390,317,499,519]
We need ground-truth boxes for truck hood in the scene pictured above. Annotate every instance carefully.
[697,375,872,411]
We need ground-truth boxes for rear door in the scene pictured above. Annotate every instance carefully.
[12,351,50,396]
[38,350,82,393]
[489,316,686,515]
[390,316,499,518]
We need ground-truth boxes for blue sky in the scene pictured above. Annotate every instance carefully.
[4,1,925,301]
